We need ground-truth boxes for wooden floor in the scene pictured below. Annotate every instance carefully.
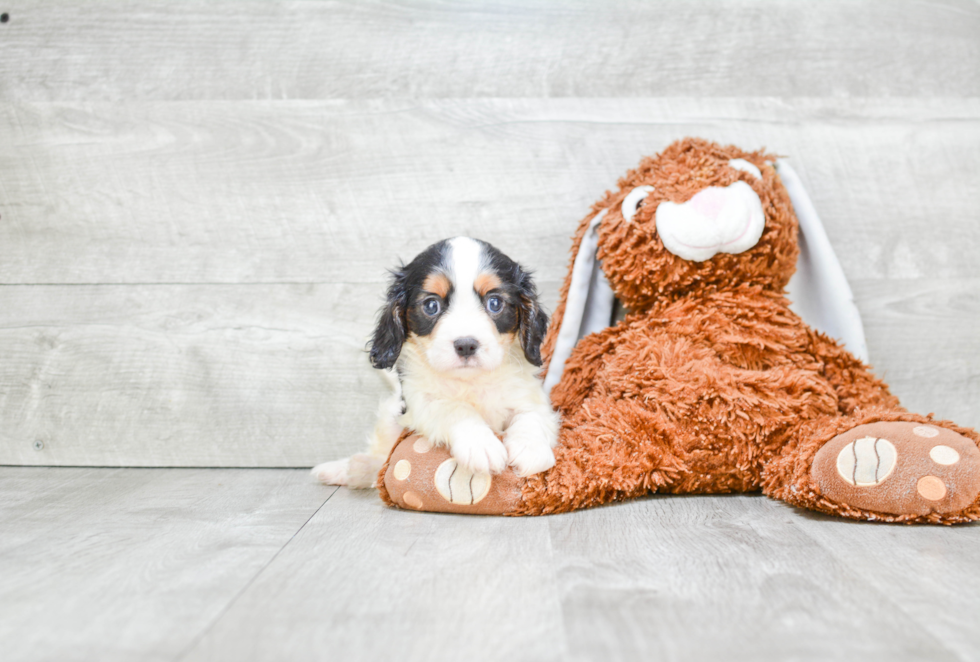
[2,1,980,660]
[4,467,980,662]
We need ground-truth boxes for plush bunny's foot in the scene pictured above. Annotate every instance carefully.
[379,435,523,515]
[812,421,980,517]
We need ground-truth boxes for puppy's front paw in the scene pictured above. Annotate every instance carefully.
[504,430,556,477]
[450,421,508,475]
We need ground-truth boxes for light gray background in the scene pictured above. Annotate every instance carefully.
[2,3,980,661]
[1,0,978,467]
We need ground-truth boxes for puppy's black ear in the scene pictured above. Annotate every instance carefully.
[515,267,549,367]
[368,268,410,370]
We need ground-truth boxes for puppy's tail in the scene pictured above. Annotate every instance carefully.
[312,369,403,489]
[311,454,386,489]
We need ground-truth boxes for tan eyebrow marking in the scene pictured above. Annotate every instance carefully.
[422,273,451,299]
[474,272,502,297]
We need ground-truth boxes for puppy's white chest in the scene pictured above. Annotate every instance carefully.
[430,380,514,432]
[399,364,534,436]
[469,392,514,434]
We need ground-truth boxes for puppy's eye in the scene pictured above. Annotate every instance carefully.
[622,185,655,223]
[485,296,503,314]
[422,298,441,316]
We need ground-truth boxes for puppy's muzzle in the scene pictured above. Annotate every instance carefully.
[453,337,480,358]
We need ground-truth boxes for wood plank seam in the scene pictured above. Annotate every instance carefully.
[173,485,340,662]
[785,512,968,659]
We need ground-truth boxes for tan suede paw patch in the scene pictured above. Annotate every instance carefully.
[383,435,523,515]
[812,421,980,516]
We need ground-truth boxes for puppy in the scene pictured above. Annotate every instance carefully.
[313,237,560,488]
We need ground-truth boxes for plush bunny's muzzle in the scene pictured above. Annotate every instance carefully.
[656,180,766,262]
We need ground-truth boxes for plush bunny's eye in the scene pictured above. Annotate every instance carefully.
[728,158,762,180]
[621,185,655,223]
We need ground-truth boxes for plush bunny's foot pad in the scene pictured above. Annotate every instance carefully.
[381,435,523,515]
[812,422,980,517]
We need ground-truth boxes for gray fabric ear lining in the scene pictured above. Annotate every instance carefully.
[543,209,614,395]
[778,160,869,363]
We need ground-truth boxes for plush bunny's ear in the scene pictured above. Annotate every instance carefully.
[777,160,869,363]
[542,208,616,395]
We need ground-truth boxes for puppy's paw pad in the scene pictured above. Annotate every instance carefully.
[311,459,350,486]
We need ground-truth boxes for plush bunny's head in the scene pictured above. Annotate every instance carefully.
[596,138,799,311]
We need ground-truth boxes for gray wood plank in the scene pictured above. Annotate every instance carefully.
[854,278,980,429]
[549,495,973,662]
[174,487,980,662]
[790,512,980,662]
[0,1,977,101]
[0,277,974,468]
[1,98,977,285]
[180,486,567,662]
[4,472,978,662]
[0,467,331,662]
[0,283,400,467]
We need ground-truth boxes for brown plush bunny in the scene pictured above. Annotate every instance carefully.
[380,138,980,524]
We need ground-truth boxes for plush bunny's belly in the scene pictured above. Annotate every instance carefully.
[552,291,841,492]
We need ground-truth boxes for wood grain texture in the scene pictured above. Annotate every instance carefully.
[0,3,977,471]
[0,467,331,662]
[3,471,978,662]
[0,0,977,101]
[0,283,399,466]
[791,513,980,661]
[1,98,978,285]
[549,495,974,662]
[0,278,974,467]
[854,278,980,428]
[181,486,567,662]
[168,482,980,662]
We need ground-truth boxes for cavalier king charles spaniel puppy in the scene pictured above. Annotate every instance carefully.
[313,237,560,488]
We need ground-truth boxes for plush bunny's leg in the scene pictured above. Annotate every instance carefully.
[378,432,524,515]
[513,397,692,515]
[763,410,980,524]
[379,395,688,516]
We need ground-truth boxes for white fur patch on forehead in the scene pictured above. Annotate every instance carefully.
[425,237,505,372]
[447,237,487,295]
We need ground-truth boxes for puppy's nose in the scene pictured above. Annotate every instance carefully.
[453,337,480,358]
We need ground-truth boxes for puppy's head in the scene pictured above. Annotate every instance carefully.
[369,237,548,373]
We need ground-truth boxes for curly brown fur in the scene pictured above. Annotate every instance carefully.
[524,138,980,522]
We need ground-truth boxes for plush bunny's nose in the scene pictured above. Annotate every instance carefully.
[655,181,766,262]
[688,187,729,220]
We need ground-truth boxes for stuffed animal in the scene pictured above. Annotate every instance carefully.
[378,138,980,524]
